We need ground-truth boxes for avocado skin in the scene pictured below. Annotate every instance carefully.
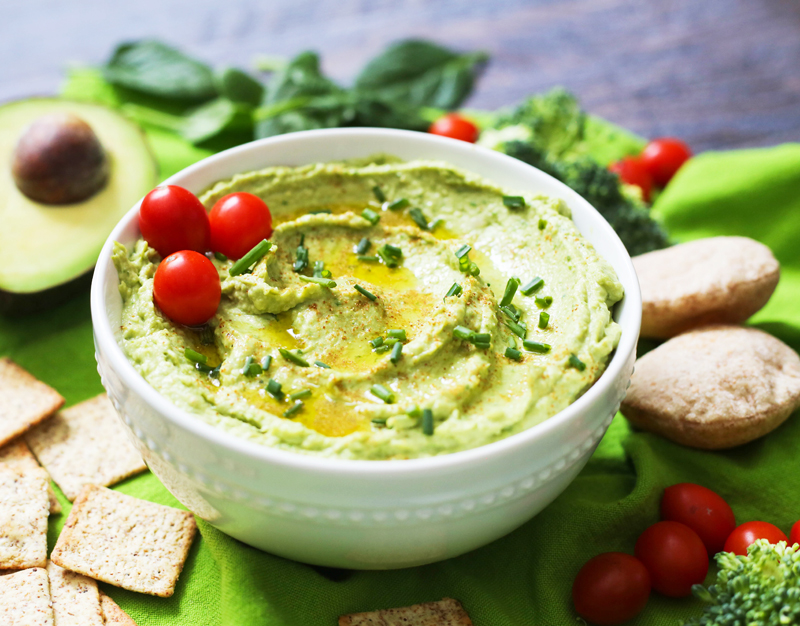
[0,269,94,316]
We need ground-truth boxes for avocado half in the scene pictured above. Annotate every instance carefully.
[0,99,158,314]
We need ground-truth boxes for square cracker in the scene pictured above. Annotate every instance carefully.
[26,394,146,501]
[47,561,103,626]
[0,465,49,569]
[0,438,62,513]
[339,598,474,626]
[0,567,54,626]
[51,484,197,597]
[100,592,138,626]
[0,358,64,447]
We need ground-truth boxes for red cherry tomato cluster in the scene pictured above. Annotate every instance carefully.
[609,137,692,203]
[428,113,480,143]
[573,483,799,625]
[138,185,273,326]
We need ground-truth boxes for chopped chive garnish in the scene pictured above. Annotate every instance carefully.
[535,296,553,309]
[523,340,551,354]
[408,207,429,230]
[370,337,384,349]
[387,329,407,341]
[372,186,386,203]
[390,342,403,364]
[293,236,309,273]
[468,262,480,277]
[309,208,332,215]
[507,335,517,349]
[538,218,547,230]
[214,252,228,262]
[370,384,396,404]
[453,325,474,341]
[471,332,491,345]
[313,260,324,277]
[383,337,400,347]
[373,344,391,353]
[283,401,304,418]
[376,243,403,268]
[267,378,284,399]
[279,348,310,367]
[422,409,434,436]
[361,208,380,225]
[372,417,388,426]
[185,348,207,365]
[261,355,272,371]
[500,305,521,322]
[408,405,422,418]
[299,275,337,288]
[289,389,312,401]
[242,356,263,377]
[455,244,472,259]
[505,347,522,361]
[502,195,526,210]
[568,354,587,371]
[357,255,379,262]
[387,198,409,211]
[354,284,377,301]
[315,360,331,369]
[521,277,544,295]
[195,362,214,373]
[538,312,550,329]
[505,320,528,339]
[355,237,371,255]
[500,277,521,308]
[428,217,445,230]
[229,239,272,276]
[199,325,215,345]
[445,283,463,298]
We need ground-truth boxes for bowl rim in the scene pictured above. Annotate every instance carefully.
[91,127,641,478]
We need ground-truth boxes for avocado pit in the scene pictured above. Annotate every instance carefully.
[12,112,109,205]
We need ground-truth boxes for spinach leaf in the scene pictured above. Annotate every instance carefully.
[181,98,253,144]
[103,40,217,101]
[355,40,488,110]
[214,67,264,106]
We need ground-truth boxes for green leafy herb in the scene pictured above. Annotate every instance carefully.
[538,218,547,230]
[214,66,264,106]
[372,186,386,203]
[279,348,310,367]
[241,356,262,377]
[377,243,403,268]
[535,296,553,309]
[229,239,272,276]
[214,252,228,262]
[408,207,429,230]
[538,312,550,329]
[354,284,377,301]
[355,237,371,255]
[261,355,273,372]
[387,329,407,341]
[184,348,207,365]
[422,408,434,435]
[502,195,526,210]
[568,354,586,371]
[500,277,521,307]
[283,401,304,418]
[299,275,337,288]
[500,305,521,322]
[521,277,544,296]
[370,337,384,349]
[445,283,463,298]
[370,384,396,404]
[505,320,528,339]
[390,342,403,364]
[358,255,379,262]
[505,347,522,361]
[289,389,312,401]
[267,378,284,400]
[315,360,331,369]
[523,340,551,354]
[387,198,410,211]
[361,208,380,225]
[293,235,309,273]
[453,325,474,341]
[455,244,472,259]
[373,344,391,353]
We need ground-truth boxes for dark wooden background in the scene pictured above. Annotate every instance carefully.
[3,0,799,152]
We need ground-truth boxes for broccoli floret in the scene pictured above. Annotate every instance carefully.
[502,141,669,256]
[683,540,800,626]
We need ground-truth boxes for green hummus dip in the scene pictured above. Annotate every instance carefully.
[113,157,623,460]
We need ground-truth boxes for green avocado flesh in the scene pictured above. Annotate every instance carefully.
[0,99,157,311]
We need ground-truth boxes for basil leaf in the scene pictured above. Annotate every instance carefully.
[355,39,488,110]
[214,67,264,106]
[103,40,216,101]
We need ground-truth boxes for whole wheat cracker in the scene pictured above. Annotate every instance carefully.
[0,567,54,626]
[51,485,197,597]
[634,236,780,339]
[25,394,146,501]
[621,325,800,449]
[0,438,61,513]
[0,358,64,448]
[339,598,473,626]
[99,592,138,626]
[47,561,104,626]
[0,465,49,569]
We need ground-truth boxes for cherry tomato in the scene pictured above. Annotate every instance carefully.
[138,186,211,257]
[428,113,479,143]
[723,521,788,556]
[661,483,736,556]
[209,192,273,260]
[572,552,651,626]
[153,250,221,326]
[609,156,653,203]
[790,521,800,547]
[634,521,708,598]
[641,138,692,187]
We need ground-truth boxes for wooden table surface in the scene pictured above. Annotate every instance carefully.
[4,0,799,152]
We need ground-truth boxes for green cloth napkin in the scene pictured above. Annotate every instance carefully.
[4,76,800,622]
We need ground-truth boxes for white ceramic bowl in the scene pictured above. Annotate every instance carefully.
[91,128,641,570]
